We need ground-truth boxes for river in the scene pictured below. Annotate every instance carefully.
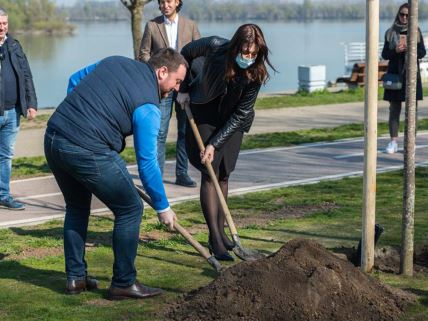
[16,19,427,108]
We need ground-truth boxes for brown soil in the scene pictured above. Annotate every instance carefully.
[165,239,415,321]
[232,201,339,228]
[374,245,428,275]
[8,247,64,260]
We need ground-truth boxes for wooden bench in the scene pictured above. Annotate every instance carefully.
[337,61,389,87]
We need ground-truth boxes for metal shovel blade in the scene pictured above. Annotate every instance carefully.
[207,256,225,272]
[232,235,265,261]
[233,245,265,261]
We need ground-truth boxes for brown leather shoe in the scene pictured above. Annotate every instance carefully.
[65,276,99,295]
[107,281,163,300]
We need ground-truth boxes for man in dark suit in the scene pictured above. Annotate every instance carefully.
[0,7,37,211]
[139,0,200,187]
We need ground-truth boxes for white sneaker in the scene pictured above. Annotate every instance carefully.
[385,141,398,154]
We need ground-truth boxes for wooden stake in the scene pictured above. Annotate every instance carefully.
[361,0,379,273]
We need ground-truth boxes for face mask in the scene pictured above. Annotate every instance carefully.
[235,54,256,69]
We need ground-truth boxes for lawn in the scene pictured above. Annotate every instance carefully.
[0,169,427,320]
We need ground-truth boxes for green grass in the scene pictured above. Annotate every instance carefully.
[255,86,428,110]
[1,169,427,320]
[256,87,367,109]
[12,118,427,179]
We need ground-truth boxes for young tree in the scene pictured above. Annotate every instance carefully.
[120,0,153,59]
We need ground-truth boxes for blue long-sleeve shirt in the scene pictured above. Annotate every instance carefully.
[63,60,169,212]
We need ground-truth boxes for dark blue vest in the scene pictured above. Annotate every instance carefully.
[47,56,160,153]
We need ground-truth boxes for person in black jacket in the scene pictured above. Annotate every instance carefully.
[0,8,37,210]
[382,3,426,154]
[177,24,275,260]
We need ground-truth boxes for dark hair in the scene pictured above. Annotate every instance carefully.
[148,47,188,72]
[395,3,408,23]
[158,0,183,13]
[0,7,7,16]
[225,24,275,85]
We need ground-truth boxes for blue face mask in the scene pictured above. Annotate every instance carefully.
[235,54,256,69]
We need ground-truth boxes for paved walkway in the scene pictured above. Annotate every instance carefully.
[15,100,428,157]
[2,101,428,228]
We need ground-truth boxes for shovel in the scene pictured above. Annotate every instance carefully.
[183,102,265,261]
[134,185,223,272]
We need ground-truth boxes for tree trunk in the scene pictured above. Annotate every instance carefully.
[131,5,143,59]
[120,0,152,59]
[401,0,418,277]
[361,0,379,273]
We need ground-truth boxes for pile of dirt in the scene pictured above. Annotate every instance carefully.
[166,239,414,321]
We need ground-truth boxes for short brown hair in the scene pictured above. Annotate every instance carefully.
[148,47,188,72]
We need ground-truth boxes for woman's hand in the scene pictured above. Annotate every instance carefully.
[201,144,215,164]
[396,43,407,53]
[176,92,190,109]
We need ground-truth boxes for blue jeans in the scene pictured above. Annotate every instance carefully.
[0,108,20,201]
[175,103,189,177]
[44,129,143,288]
[157,93,189,177]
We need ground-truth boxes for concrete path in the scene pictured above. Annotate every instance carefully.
[3,132,428,228]
[14,100,428,157]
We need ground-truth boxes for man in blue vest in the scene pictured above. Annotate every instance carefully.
[44,48,187,300]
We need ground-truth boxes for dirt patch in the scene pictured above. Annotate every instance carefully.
[85,299,115,307]
[8,247,64,260]
[139,230,172,243]
[226,201,338,228]
[374,245,428,275]
[165,239,414,321]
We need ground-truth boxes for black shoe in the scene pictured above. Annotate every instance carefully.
[65,276,99,295]
[207,242,235,261]
[175,174,197,187]
[108,281,163,300]
[214,252,234,261]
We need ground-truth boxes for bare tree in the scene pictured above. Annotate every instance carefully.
[120,0,153,59]
[401,0,418,277]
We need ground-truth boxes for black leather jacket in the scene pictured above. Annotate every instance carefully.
[0,35,37,116]
[180,36,261,149]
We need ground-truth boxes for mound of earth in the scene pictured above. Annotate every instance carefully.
[166,239,414,321]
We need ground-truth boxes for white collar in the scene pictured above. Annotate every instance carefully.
[0,35,7,46]
[163,14,178,25]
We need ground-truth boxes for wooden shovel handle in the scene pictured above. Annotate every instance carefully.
[184,103,239,236]
[135,186,211,260]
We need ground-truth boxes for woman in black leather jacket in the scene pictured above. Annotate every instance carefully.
[177,24,275,260]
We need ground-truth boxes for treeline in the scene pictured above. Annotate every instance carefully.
[61,0,428,22]
[1,0,73,34]
[58,1,128,22]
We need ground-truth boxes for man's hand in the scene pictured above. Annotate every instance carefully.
[158,208,177,231]
[201,144,215,164]
[176,92,190,109]
[27,107,37,121]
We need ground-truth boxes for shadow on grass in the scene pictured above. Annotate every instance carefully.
[0,260,111,295]
[406,288,428,307]
[0,260,66,294]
